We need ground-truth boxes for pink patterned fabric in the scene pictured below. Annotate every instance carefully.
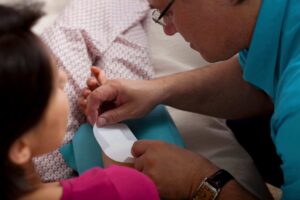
[60,166,159,200]
[33,0,153,181]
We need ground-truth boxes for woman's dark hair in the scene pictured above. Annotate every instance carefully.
[0,3,53,200]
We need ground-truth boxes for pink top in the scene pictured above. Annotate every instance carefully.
[60,166,159,200]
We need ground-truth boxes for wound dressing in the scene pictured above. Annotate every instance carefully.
[93,123,137,163]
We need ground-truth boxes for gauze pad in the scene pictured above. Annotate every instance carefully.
[93,123,137,163]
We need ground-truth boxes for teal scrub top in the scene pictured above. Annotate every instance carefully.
[238,0,300,199]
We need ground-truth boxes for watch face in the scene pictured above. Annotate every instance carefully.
[194,182,218,200]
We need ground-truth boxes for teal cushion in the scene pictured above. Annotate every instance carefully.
[60,105,185,174]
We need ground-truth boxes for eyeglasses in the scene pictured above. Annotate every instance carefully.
[152,0,175,26]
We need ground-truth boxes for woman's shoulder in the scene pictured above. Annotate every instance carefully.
[20,182,63,200]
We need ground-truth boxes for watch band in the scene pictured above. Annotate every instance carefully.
[206,169,233,189]
[193,169,234,200]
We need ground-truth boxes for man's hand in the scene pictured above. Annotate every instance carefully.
[85,77,162,126]
[80,67,164,127]
[78,66,107,117]
[132,140,219,199]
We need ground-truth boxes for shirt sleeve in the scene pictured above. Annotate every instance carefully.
[60,166,159,200]
[271,61,300,199]
[238,50,248,70]
[273,108,300,200]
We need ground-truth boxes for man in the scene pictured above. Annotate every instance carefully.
[81,0,300,199]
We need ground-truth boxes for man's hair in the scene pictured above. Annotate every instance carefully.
[236,0,246,4]
[0,3,53,200]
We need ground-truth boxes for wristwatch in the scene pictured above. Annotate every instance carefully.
[193,169,233,200]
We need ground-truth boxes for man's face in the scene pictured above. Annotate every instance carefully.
[149,0,251,62]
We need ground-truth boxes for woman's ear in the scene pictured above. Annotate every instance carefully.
[9,137,32,165]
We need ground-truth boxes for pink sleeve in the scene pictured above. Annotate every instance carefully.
[60,166,159,200]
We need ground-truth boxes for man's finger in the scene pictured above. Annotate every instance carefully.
[78,97,87,109]
[91,66,101,77]
[91,66,107,85]
[97,103,133,126]
[81,87,91,98]
[86,77,99,91]
[131,140,153,158]
[86,84,118,124]
[134,156,145,172]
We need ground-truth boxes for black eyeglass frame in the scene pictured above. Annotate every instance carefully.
[152,0,176,25]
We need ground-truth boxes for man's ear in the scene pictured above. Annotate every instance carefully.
[9,137,32,165]
[163,23,177,36]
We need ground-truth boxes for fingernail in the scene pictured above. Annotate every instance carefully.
[97,117,107,127]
